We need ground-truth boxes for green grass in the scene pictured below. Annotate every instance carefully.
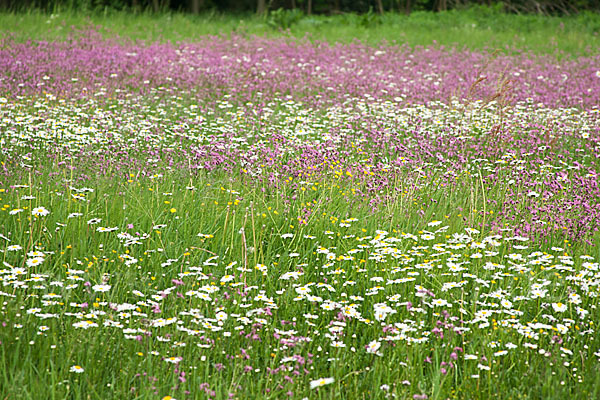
[1,6,600,55]
[1,94,599,399]
[1,8,600,399]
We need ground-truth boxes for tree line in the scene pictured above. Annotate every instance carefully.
[1,0,598,15]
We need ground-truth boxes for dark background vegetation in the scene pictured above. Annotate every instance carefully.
[1,0,598,15]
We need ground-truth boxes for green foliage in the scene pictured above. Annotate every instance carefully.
[1,0,600,14]
[356,7,382,28]
[266,7,304,30]
[1,91,599,400]
[2,8,599,56]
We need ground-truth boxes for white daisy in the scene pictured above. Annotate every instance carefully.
[69,365,84,373]
[32,207,50,216]
[92,284,111,292]
[310,377,334,389]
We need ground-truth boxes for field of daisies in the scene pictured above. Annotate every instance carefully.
[1,27,600,399]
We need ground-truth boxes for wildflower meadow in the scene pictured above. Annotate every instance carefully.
[1,14,600,400]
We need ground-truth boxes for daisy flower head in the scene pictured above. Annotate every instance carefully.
[432,298,449,307]
[70,365,84,373]
[500,299,513,309]
[96,226,118,232]
[92,284,111,293]
[366,340,382,354]
[568,293,581,304]
[26,257,45,268]
[73,320,99,329]
[310,377,334,389]
[32,207,50,217]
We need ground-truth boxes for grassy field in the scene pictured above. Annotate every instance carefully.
[1,6,600,55]
[1,9,600,400]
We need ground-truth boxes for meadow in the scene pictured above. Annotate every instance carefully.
[2,7,600,55]
[1,9,600,400]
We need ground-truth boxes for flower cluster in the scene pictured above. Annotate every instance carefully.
[0,31,598,399]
